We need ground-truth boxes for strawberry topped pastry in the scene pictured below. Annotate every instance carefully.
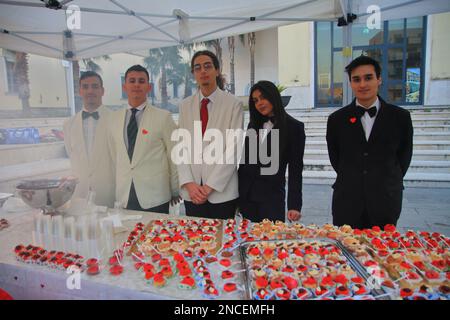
[179,276,196,290]
[223,283,238,293]
[335,286,351,298]
[275,288,291,300]
[253,288,272,300]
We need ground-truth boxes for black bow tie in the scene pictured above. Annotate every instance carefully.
[356,106,377,118]
[82,111,99,120]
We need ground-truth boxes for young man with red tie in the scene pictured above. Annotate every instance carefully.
[326,56,413,229]
[177,50,244,219]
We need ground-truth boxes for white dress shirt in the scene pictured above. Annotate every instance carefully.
[199,87,219,113]
[261,119,274,141]
[356,97,380,141]
[123,101,146,149]
[82,107,99,158]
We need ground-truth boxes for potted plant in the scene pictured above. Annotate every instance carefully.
[277,84,291,108]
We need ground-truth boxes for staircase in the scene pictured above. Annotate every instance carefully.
[1,106,450,194]
[281,106,450,188]
[0,117,70,193]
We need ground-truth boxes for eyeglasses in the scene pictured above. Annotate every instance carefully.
[193,62,214,73]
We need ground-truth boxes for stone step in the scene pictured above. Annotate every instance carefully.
[289,109,450,115]
[285,113,450,122]
[0,117,66,129]
[303,149,450,161]
[305,132,450,141]
[304,123,450,129]
[0,158,71,193]
[303,159,450,173]
[299,118,450,126]
[303,140,450,151]
[302,170,450,188]
[0,142,67,166]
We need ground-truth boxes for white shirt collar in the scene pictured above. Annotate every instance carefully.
[356,97,380,112]
[127,100,147,111]
[82,105,102,113]
[199,87,219,105]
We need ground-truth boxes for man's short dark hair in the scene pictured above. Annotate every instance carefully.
[80,71,103,86]
[125,65,149,82]
[345,55,381,80]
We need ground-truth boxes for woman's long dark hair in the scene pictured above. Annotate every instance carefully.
[248,80,288,154]
[249,81,286,129]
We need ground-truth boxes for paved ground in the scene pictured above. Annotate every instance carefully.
[178,184,450,236]
[300,184,450,236]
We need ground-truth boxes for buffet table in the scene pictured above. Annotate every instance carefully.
[0,208,187,300]
[1,199,449,301]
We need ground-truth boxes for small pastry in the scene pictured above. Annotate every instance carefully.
[109,264,123,276]
[275,288,291,300]
[223,283,238,293]
[254,288,272,300]
[179,276,196,290]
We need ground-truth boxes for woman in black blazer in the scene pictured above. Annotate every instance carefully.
[238,81,306,223]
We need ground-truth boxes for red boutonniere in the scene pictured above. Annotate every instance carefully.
[142,129,149,135]
[349,117,357,124]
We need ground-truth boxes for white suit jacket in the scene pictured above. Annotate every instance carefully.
[177,89,244,203]
[107,103,179,209]
[63,105,115,207]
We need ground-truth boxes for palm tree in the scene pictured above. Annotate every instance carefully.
[227,34,246,94]
[248,32,256,87]
[81,55,111,73]
[146,56,160,105]
[144,46,182,108]
[227,36,235,94]
[205,39,223,72]
[72,60,82,113]
[13,51,31,116]
[180,42,201,98]
[166,61,184,99]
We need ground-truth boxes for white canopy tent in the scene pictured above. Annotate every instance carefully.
[1,0,449,112]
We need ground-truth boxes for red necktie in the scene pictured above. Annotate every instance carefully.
[200,98,209,136]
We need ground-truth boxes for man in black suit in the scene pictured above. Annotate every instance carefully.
[326,56,413,229]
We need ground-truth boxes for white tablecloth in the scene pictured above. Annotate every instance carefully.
[0,202,245,300]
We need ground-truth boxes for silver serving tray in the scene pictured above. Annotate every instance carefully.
[239,237,390,300]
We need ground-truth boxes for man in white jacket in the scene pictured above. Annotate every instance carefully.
[63,71,114,207]
[107,65,179,213]
[177,50,244,219]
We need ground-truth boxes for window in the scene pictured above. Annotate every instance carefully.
[120,75,127,100]
[3,57,18,95]
[315,17,426,107]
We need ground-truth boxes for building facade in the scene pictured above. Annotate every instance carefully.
[0,12,449,114]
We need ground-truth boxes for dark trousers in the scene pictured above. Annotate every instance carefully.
[126,182,169,213]
[334,207,398,230]
[184,199,238,220]
[239,198,285,223]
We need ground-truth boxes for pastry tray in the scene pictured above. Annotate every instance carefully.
[239,237,390,300]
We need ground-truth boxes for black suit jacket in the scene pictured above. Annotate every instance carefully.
[326,97,413,228]
[238,114,306,219]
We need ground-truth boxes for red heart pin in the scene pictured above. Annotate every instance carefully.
[350,117,356,124]
[142,129,149,135]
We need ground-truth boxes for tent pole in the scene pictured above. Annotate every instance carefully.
[341,0,353,107]
[342,24,352,106]
[63,59,76,116]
